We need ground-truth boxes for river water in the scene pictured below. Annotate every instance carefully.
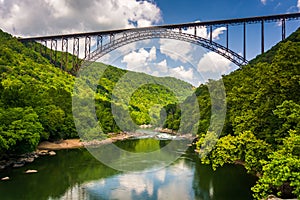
[0,138,256,200]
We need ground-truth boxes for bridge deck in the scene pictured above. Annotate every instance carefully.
[19,12,300,41]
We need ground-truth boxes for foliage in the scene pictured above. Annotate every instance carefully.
[172,28,300,198]
[197,131,271,173]
[0,29,193,154]
[252,131,300,199]
[0,107,43,154]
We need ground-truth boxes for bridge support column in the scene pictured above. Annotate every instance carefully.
[40,40,46,55]
[226,24,229,51]
[50,39,57,64]
[85,36,91,59]
[210,25,212,43]
[282,18,286,40]
[61,38,68,70]
[110,34,115,44]
[97,35,103,50]
[72,37,80,72]
[261,20,264,54]
[243,22,246,61]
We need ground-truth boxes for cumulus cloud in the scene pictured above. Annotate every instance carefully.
[0,0,162,36]
[121,47,154,72]
[121,47,197,85]
[169,66,194,81]
[159,40,194,63]
[212,27,227,40]
[197,51,232,74]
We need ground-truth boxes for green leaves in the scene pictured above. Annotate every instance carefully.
[192,28,300,199]
[252,131,300,199]
[0,107,43,154]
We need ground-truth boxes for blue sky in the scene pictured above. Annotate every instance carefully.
[0,0,299,85]
[154,0,300,59]
[156,0,299,23]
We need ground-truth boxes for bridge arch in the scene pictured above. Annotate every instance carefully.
[81,28,248,69]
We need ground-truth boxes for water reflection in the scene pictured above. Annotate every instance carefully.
[60,159,196,200]
[0,140,256,200]
[58,153,256,200]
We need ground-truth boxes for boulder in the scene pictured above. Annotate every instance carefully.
[49,151,56,156]
[37,150,49,156]
[1,177,9,181]
[25,169,38,174]
[24,157,35,163]
[13,162,25,168]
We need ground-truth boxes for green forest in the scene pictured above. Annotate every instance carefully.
[0,26,299,199]
[0,29,192,154]
[163,28,300,199]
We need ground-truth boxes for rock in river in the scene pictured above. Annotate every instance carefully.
[1,177,10,181]
[49,151,56,156]
[25,169,38,174]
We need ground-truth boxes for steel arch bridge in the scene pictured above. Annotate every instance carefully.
[19,12,300,74]
[83,28,247,68]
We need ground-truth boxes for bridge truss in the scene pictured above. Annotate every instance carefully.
[19,12,300,73]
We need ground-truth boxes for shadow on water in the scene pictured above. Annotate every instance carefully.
[0,138,257,200]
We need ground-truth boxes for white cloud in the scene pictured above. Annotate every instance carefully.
[261,0,267,5]
[197,51,232,74]
[156,59,168,73]
[148,46,157,61]
[0,0,162,36]
[159,39,194,63]
[121,47,197,85]
[121,48,151,72]
[169,66,194,81]
[298,0,300,11]
[212,27,227,40]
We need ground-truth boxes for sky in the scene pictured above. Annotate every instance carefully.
[0,0,299,85]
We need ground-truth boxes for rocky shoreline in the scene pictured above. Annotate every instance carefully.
[0,132,148,171]
[0,130,194,172]
[0,149,56,170]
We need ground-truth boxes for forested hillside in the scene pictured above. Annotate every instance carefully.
[162,28,300,199]
[0,29,193,156]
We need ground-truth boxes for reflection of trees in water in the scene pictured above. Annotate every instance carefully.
[0,140,256,200]
[192,154,257,200]
[191,151,212,200]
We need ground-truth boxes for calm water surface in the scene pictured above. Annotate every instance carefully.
[0,138,257,200]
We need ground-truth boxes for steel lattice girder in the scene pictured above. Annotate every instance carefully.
[81,28,248,70]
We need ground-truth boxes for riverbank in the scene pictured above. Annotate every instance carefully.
[37,139,83,150]
[0,131,195,171]
[37,132,147,150]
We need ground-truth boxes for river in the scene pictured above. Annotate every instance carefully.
[0,137,257,200]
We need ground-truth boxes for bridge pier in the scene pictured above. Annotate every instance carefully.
[243,22,246,61]
[261,20,264,54]
[61,38,68,70]
[97,35,103,50]
[72,37,80,71]
[282,18,286,40]
[39,40,47,56]
[226,24,229,51]
[85,36,91,59]
[50,39,57,64]
[209,25,212,43]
